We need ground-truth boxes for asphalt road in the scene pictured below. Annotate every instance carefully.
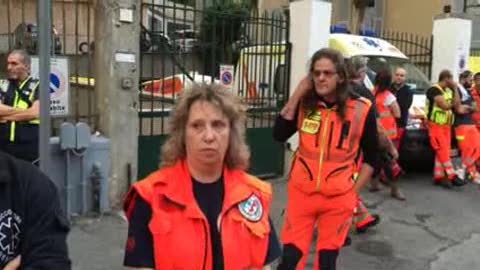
[68,172,480,270]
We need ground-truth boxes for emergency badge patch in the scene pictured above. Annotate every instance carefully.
[238,194,263,222]
[301,119,320,134]
[300,110,321,134]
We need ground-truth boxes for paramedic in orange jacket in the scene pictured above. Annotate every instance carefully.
[274,48,378,270]
[426,70,464,188]
[345,56,381,233]
[123,84,281,270]
[470,72,480,130]
[453,70,480,183]
[372,70,405,200]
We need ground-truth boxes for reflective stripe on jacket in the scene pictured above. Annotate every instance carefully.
[290,96,372,196]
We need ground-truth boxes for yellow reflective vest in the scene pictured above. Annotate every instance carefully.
[426,84,454,125]
[2,77,40,142]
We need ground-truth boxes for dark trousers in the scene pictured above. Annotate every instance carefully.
[0,141,39,163]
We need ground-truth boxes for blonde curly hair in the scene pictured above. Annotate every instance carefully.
[160,83,250,170]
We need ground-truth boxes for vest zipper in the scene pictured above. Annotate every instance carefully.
[316,110,331,191]
[201,221,208,270]
[327,122,334,159]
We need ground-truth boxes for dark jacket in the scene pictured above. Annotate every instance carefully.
[0,151,71,269]
[391,83,413,128]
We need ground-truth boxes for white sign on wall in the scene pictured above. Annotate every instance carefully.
[30,57,70,116]
[432,18,472,82]
[219,64,234,89]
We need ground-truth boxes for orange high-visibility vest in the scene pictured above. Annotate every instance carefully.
[470,87,480,125]
[374,89,398,139]
[124,160,272,270]
[290,96,372,196]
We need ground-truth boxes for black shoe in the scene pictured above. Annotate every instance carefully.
[439,179,453,189]
[356,214,380,234]
[451,177,467,187]
[343,236,352,247]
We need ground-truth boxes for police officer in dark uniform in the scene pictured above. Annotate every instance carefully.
[0,49,40,163]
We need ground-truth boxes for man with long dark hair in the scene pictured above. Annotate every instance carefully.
[274,48,378,270]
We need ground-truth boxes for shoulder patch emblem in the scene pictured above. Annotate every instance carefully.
[238,194,263,222]
[0,80,8,93]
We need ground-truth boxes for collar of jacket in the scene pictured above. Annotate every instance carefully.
[154,160,254,219]
[8,76,32,90]
[316,98,337,109]
[392,83,406,90]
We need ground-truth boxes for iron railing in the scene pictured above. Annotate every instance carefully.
[380,30,433,79]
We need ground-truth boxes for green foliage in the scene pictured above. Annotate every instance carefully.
[200,2,250,46]
[198,2,250,76]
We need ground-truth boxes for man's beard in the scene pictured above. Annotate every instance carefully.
[463,82,472,89]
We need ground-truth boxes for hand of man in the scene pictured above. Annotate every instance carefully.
[390,147,399,160]
[280,76,313,120]
[457,104,471,114]
[3,256,21,270]
[280,102,297,120]
[448,81,459,90]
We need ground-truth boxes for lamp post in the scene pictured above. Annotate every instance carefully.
[38,0,52,173]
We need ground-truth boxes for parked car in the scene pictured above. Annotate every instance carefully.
[330,33,434,168]
[172,30,199,53]
[141,25,177,52]
[13,22,62,54]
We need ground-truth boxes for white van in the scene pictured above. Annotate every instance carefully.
[329,33,433,167]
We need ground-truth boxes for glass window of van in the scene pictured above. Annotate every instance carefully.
[364,56,431,93]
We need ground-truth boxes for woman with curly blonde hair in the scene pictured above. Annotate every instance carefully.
[123,83,280,270]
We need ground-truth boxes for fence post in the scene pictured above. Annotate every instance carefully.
[285,0,331,174]
[38,0,52,174]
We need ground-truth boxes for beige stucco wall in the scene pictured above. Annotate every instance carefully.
[0,0,94,54]
[258,0,288,13]
[382,0,444,36]
[260,0,445,37]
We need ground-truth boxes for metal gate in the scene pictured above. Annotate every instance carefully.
[138,1,290,179]
[380,30,433,78]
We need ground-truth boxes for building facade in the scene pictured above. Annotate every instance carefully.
[259,0,480,47]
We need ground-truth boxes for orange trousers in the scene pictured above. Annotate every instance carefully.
[428,122,455,181]
[354,198,375,229]
[353,156,375,229]
[455,124,480,178]
[281,183,356,270]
